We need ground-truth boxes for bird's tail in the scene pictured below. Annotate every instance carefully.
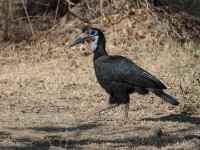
[147,88,179,105]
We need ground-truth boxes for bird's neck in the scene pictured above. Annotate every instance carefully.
[93,44,108,60]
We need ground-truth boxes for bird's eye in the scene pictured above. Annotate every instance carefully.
[90,31,96,35]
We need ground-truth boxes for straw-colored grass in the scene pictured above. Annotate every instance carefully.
[0,2,199,149]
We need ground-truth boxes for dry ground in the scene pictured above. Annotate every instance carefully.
[0,22,200,149]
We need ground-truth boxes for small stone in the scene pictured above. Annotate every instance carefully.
[191,138,200,144]
[148,126,162,137]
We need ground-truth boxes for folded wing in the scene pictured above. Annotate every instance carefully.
[94,56,167,89]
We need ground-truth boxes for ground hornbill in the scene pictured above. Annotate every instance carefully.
[68,26,179,119]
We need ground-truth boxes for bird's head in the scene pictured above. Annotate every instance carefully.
[68,26,106,52]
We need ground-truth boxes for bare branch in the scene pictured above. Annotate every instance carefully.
[21,0,34,36]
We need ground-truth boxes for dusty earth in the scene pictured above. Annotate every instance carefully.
[0,4,200,150]
[0,20,200,149]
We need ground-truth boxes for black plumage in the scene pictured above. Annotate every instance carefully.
[69,26,179,119]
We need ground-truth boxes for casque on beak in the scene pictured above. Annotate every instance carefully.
[68,32,92,48]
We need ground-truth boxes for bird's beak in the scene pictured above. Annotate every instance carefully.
[68,33,92,48]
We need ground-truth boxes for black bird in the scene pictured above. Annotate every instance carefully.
[68,26,179,119]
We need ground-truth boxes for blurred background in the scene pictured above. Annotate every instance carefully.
[0,0,199,149]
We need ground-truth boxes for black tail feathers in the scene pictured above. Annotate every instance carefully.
[147,88,179,105]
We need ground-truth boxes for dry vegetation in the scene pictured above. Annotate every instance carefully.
[0,0,200,149]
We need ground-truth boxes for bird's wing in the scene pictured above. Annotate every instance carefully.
[94,56,167,89]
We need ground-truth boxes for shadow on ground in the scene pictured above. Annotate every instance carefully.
[1,121,199,150]
[0,134,185,150]
[143,113,200,125]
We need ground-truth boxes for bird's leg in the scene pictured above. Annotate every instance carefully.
[124,102,130,120]
[88,104,119,118]
[97,103,119,115]
[114,102,130,125]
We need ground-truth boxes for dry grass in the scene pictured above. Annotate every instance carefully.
[0,4,200,150]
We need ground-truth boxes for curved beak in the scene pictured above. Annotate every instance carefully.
[68,33,92,48]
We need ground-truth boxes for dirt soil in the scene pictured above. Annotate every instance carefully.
[0,9,200,149]
[0,36,199,150]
